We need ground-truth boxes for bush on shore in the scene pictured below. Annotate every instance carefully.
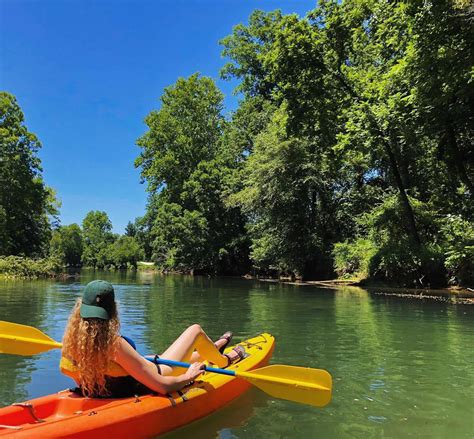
[331,197,473,288]
[333,239,376,280]
[0,256,63,279]
[441,215,474,286]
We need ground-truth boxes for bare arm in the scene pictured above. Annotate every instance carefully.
[114,338,203,394]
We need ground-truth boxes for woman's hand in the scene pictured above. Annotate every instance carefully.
[185,362,205,382]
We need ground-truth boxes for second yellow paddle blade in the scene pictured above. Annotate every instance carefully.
[239,365,332,408]
[0,321,62,356]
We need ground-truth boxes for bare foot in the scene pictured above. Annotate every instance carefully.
[214,338,227,351]
[214,331,233,354]
[224,345,245,367]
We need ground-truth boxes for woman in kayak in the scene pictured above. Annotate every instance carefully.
[61,280,244,398]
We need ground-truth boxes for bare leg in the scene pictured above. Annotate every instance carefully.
[188,338,227,363]
[158,324,229,375]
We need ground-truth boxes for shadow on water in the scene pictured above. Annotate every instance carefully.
[161,387,269,439]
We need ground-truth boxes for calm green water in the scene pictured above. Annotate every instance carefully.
[1,271,473,438]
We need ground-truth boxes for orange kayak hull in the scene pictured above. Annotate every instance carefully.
[0,333,275,438]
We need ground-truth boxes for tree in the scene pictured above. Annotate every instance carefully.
[136,74,249,274]
[221,10,351,277]
[124,221,137,237]
[81,211,114,268]
[129,214,154,261]
[230,109,336,277]
[136,73,224,200]
[0,92,59,256]
[220,1,471,284]
[441,214,474,285]
[50,224,83,266]
[109,236,143,269]
[406,0,473,198]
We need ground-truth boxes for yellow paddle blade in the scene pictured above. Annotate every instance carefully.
[238,365,332,408]
[0,321,63,356]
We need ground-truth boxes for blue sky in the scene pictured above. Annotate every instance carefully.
[1,0,315,233]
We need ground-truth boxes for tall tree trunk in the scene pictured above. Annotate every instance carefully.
[381,137,421,246]
[445,120,474,195]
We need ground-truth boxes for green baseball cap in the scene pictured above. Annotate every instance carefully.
[80,280,115,320]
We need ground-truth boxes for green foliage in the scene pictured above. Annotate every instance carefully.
[50,224,83,266]
[405,0,473,199]
[218,1,472,285]
[220,10,285,97]
[151,202,209,271]
[230,109,333,277]
[335,195,447,286]
[440,215,474,285]
[136,73,225,198]
[368,243,446,288]
[0,256,63,279]
[130,215,154,261]
[333,239,376,279]
[360,195,441,247]
[108,236,143,269]
[136,74,249,274]
[124,221,137,237]
[0,92,59,257]
[81,211,114,269]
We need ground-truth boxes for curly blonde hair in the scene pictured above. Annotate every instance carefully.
[62,299,120,397]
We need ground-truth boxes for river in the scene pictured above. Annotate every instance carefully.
[0,271,473,438]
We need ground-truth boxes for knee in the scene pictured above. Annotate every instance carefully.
[188,324,202,336]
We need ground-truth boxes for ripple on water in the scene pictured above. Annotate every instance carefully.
[1,275,474,439]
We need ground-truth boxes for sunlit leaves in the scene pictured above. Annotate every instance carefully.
[136,75,249,274]
[0,92,58,256]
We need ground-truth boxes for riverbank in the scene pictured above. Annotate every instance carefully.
[0,258,159,280]
[2,259,472,305]
[254,277,474,304]
[0,256,66,280]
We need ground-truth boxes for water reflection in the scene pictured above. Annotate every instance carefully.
[0,274,473,438]
[0,279,51,404]
[162,387,268,439]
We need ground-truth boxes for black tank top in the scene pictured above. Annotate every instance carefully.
[75,336,157,398]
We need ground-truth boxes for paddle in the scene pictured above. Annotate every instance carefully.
[0,320,332,408]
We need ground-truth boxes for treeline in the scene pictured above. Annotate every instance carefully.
[134,0,473,286]
[50,212,143,269]
[0,93,58,258]
[0,92,142,272]
[1,0,473,287]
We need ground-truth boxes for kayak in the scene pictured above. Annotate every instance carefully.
[0,333,275,438]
